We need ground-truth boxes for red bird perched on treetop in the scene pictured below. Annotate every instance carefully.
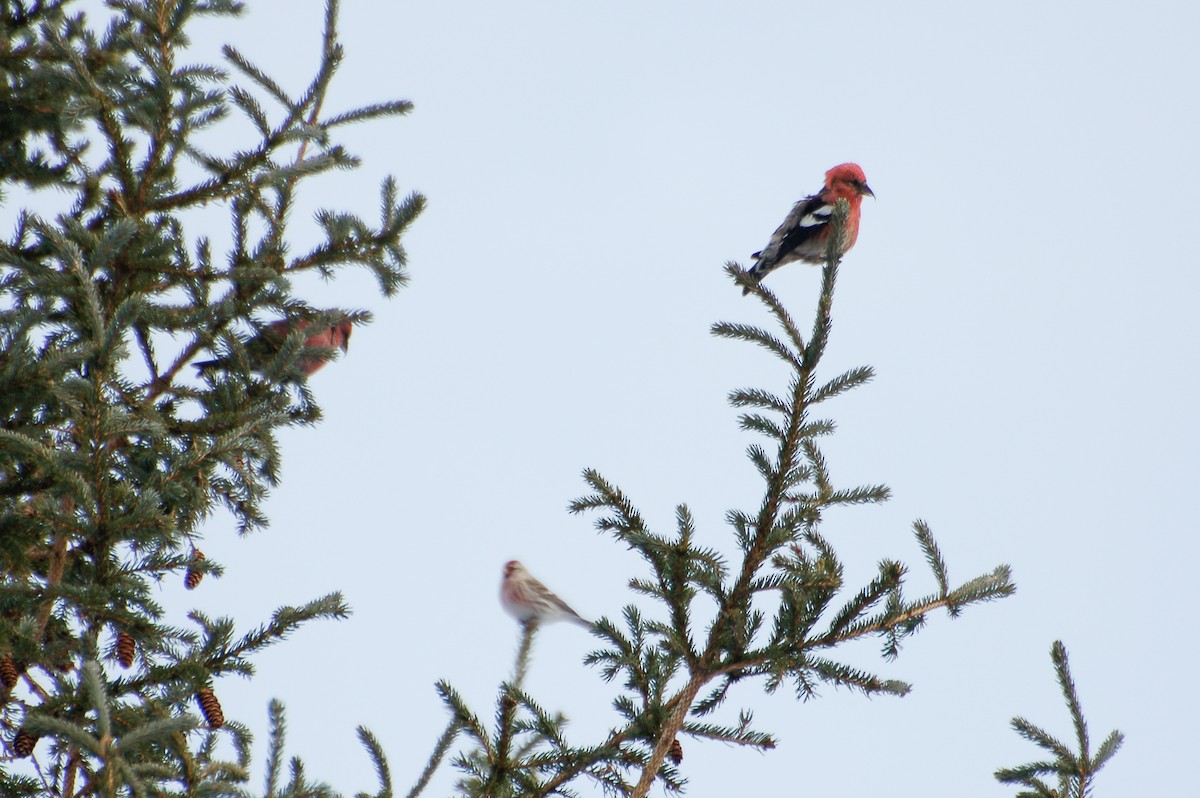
[500,560,592,628]
[194,318,352,377]
[744,162,874,293]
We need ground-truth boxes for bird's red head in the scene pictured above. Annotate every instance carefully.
[825,162,874,198]
[504,560,521,577]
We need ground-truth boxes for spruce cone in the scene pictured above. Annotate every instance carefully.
[185,550,205,590]
[13,729,37,757]
[196,687,224,728]
[1,653,18,689]
[667,737,683,765]
[116,631,135,668]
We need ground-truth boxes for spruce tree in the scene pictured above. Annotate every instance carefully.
[1,1,421,795]
[0,3,1125,797]
[418,210,1017,797]
[411,212,1124,798]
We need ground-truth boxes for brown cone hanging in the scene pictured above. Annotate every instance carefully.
[667,737,683,765]
[1,653,18,689]
[185,550,205,590]
[116,631,135,668]
[13,729,37,757]
[196,686,224,728]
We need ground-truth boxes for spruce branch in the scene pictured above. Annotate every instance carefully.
[353,726,394,798]
[21,662,198,798]
[512,620,538,691]
[404,719,459,798]
[570,207,1012,797]
[995,641,1124,798]
[262,698,289,798]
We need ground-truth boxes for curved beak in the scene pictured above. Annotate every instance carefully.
[860,183,875,198]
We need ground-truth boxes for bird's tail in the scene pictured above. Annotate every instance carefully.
[571,612,596,630]
[742,256,770,295]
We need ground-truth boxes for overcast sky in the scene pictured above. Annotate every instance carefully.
[155,2,1200,795]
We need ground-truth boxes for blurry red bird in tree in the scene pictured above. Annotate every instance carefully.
[194,318,353,377]
[500,560,592,628]
[745,162,873,293]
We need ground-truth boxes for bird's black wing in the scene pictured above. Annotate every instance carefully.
[753,192,833,265]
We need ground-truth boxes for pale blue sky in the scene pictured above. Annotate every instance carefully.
[170,2,1199,795]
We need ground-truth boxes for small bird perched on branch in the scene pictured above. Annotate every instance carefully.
[745,162,874,293]
[500,560,592,628]
[193,318,352,377]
